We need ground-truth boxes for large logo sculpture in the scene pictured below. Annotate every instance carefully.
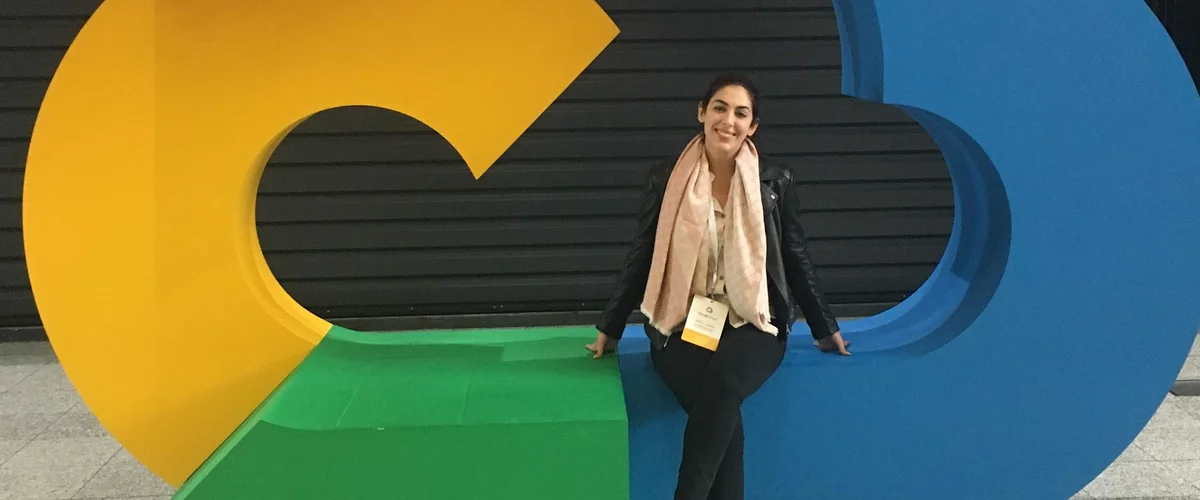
[22,0,1200,499]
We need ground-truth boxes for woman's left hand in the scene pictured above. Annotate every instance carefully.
[816,332,851,356]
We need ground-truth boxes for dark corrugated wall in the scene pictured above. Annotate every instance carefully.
[0,0,955,330]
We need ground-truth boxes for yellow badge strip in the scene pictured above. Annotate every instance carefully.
[681,329,722,351]
[23,0,617,485]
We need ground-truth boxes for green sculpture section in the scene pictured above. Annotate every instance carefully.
[174,326,630,499]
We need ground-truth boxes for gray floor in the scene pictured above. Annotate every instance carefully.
[1,339,1198,500]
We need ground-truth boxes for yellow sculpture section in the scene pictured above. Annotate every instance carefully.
[22,0,618,486]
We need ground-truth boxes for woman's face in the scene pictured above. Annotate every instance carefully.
[697,84,759,158]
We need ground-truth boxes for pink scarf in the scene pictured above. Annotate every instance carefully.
[640,133,777,335]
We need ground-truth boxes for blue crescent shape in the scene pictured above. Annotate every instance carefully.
[617,1,1200,498]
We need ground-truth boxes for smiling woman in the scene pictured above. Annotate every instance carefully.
[588,72,852,500]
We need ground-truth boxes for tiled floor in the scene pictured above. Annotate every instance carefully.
[1,338,1198,500]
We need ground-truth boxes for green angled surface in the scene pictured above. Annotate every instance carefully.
[173,326,629,500]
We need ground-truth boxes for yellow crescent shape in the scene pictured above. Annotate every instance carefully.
[22,0,617,485]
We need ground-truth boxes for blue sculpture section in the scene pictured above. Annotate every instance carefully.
[617,1,1200,498]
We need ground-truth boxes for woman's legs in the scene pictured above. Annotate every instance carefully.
[652,324,787,500]
[705,412,743,500]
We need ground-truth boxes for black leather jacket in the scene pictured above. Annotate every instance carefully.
[595,155,841,346]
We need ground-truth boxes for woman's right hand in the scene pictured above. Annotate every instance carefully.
[586,331,617,359]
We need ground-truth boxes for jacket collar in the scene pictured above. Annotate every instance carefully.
[758,156,788,182]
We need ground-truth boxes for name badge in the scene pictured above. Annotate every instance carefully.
[680,295,728,351]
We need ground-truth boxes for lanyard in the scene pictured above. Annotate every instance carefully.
[707,198,722,297]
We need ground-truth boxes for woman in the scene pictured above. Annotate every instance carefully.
[585,73,850,500]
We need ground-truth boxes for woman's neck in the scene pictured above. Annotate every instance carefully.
[705,147,736,181]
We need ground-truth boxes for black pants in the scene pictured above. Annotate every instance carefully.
[650,322,787,500]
